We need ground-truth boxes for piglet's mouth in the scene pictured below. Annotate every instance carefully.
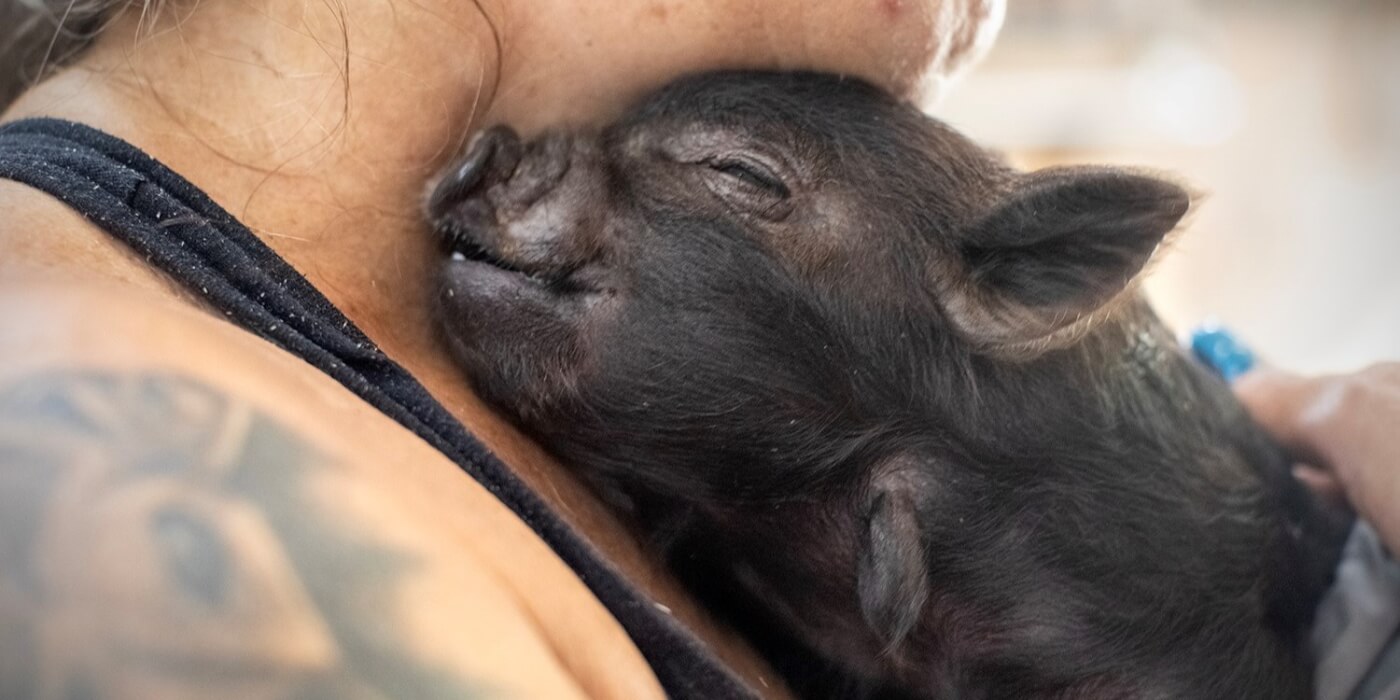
[439,216,554,287]
[426,126,587,292]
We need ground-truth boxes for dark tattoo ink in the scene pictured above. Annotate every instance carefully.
[0,372,484,700]
[151,507,231,610]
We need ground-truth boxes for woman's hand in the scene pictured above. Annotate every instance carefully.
[1236,363,1400,550]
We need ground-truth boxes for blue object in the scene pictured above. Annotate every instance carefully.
[1190,325,1257,383]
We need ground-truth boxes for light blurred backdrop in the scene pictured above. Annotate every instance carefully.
[932,0,1400,374]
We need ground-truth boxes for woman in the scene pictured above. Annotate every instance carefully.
[0,0,1003,697]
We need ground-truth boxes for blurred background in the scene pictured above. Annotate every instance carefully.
[933,0,1400,374]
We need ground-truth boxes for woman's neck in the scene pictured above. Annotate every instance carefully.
[3,1,502,354]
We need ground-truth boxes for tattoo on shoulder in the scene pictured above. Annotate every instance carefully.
[0,371,485,700]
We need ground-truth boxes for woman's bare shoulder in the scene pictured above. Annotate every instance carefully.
[0,279,665,700]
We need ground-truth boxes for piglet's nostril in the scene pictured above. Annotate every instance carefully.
[428,125,522,219]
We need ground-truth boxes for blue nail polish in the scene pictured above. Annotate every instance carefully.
[1189,325,1257,383]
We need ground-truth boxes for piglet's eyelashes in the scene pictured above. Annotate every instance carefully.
[698,154,796,221]
[706,156,791,198]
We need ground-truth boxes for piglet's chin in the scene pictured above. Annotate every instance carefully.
[442,256,548,302]
[435,257,603,418]
[437,255,587,335]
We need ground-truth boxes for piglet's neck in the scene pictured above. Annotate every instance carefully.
[977,297,1346,632]
[957,299,1232,459]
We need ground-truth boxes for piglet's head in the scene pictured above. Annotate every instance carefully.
[425,71,1188,488]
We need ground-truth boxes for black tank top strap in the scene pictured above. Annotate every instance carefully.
[0,117,754,700]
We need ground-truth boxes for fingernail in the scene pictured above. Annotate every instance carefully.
[1188,324,1257,384]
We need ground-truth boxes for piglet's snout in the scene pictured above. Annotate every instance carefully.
[474,131,610,274]
[429,126,613,286]
[427,126,522,221]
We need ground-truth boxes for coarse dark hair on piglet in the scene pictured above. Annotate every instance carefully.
[426,70,1351,699]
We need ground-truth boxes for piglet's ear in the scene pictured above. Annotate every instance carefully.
[943,166,1189,355]
[857,458,930,650]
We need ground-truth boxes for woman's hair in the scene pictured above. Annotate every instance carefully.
[0,1,158,109]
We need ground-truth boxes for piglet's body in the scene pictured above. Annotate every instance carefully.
[426,71,1350,699]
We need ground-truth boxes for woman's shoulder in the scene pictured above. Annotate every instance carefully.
[0,275,666,699]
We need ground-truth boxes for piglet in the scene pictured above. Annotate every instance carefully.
[426,71,1350,699]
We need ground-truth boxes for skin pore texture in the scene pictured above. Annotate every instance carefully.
[0,0,1002,695]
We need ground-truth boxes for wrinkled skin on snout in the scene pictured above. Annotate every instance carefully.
[426,72,1350,699]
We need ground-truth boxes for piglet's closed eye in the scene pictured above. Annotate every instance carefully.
[939,167,1191,356]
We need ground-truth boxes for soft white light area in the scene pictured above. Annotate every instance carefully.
[1128,42,1245,147]
[932,2,1400,373]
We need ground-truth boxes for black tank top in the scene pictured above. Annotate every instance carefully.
[0,117,753,700]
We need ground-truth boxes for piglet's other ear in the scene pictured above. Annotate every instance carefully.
[857,458,930,650]
[943,166,1190,355]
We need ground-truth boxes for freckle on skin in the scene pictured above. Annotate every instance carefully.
[648,3,669,21]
